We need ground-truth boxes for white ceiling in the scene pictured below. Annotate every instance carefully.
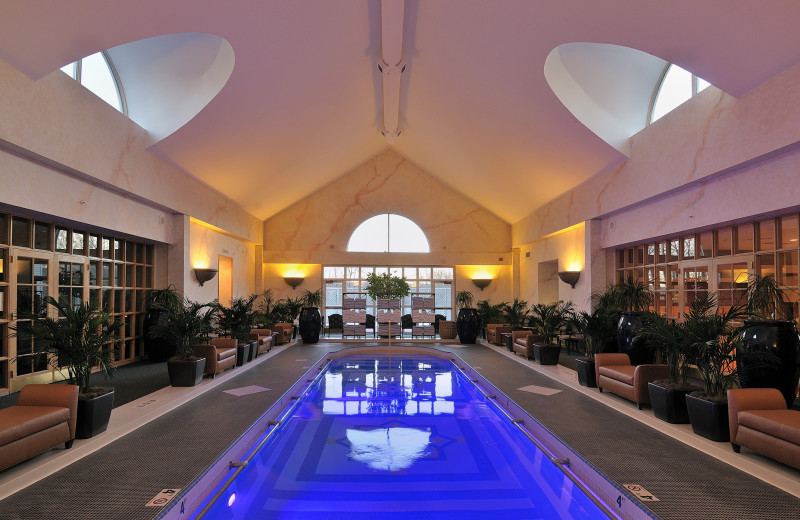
[2,1,800,223]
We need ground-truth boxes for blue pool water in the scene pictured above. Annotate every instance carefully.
[192,354,612,519]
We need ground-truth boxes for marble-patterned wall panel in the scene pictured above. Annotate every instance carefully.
[0,150,170,242]
[513,62,800,246]
[264,150,511,254]
[601,146,800,248]
[0,59,261,244]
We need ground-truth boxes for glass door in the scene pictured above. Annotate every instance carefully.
[12,255,51,378]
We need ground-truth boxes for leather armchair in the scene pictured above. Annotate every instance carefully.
[486,324,512,345]
[595,353,669,409]
[728,388,800,469]
[194,338,237,378]
[249,328,273,355]
[511,331,544,359]
[273,323,293,345]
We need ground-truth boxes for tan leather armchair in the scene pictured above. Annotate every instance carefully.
[249,328,273,355]
[486,324,512,345]
[511,331,544,359]
[273,323,293,345]
[595,353,669,409]
[194,338,237,378]
[728,388,800,469]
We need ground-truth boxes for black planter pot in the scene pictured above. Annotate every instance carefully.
[648,382,699,424]
[248,341,257,361]
[738,320,800,408]
[299,307,322,344]
[456,308,479,344]
[236,341,248,366]
[76,390,114,439]
[575,358,596,387]
[143,309,176,362]
[617,312,652,366]
[534,343,561,365]
[686,393,729,442]
[167,357,206,387]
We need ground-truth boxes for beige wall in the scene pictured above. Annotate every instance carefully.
[263,149,514,305]
[186,219,256,303]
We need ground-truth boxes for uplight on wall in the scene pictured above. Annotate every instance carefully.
[472,278,492,291]
[557,270,581,289]
[284,276,304,289]
[194,267,218,287]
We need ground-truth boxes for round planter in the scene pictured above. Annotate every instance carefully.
[439,321,457,340]
[738,320,800,408]
[299,307,322,344]
[617,311,652,366]
[143,309,176,362]
[456,308,479,344]
[167,357,206,387]
[686,393,729,442]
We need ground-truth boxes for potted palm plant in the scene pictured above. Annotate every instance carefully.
[365,272,410,342]
[476,300,507,340]
[456,290,479,344]
[149,299,215,387]
[615,278,654,365]
[12,296,122,438]
[633,311,700,423]
[299,289,322,344]
[216,294,259,364]
[571,302,619,387]
[739,274,800,407]
[142,285,182,361]
[683,294,747,441]
[529,301,573,365]
[502,298,530,330]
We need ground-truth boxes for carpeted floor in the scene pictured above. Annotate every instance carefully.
[0,360,171,409]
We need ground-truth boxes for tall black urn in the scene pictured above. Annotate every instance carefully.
[738,320,800,408]
[457,308,479,344]
[617,311,652,366]
[299,307,322,344]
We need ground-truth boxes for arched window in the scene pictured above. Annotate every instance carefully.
[347,214,429,253]
[649,64,710,124]
[61,51,126,114]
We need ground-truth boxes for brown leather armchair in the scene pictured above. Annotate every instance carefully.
[728,388,800,469]
[511,331,544,359]
[273,323,293,345]
[194,338,237,378]
[249,328,273,355]
[486,324,512,345]
[595,353,669,409]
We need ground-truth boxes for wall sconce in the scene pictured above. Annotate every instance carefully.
[472,278,492,291]
[284,276,304,289]
[558,271,581,289]
[194,268,218,287]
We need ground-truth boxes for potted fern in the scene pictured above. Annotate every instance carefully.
[528,301,573,365]
[216,295,259,364]
[571,302,619,387]
[456,290,479,344]
[615,278,654,365]
[12,296,122,438]
[142,285,182,361]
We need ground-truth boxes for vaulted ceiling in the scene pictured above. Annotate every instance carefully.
[2,1,800,224]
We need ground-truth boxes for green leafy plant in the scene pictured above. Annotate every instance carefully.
[149,299,217,360]
[11,296,122,395]
[632,312,692,386]
[144,285,183,314]
[502,298,530,329]
[364,272,411,300]
[302,289,322,308]
[683,293,748,400]
[257,289,277,327]
[216,294,259,342]
[744,274,795,321]
[456,290,474,309]
[614,278,653,312]
[529,301,574,344]
[571,306,619,360]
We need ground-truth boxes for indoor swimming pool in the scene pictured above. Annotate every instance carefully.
[178,350,629,519]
